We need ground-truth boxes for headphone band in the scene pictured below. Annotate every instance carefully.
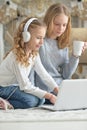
[23,18,37,32]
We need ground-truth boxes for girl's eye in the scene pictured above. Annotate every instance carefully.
[54,23,59,26]
[37,37,41,39]
[63,24,67,27]
[37,37,43,39]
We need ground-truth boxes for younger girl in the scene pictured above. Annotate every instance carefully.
[0,17,58,109]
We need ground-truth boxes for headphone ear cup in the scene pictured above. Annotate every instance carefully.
[22,31,31,42]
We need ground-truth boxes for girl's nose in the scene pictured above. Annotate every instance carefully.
[58,25,63,31]
[40,39,43,45]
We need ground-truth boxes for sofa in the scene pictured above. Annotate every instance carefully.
[70,28,87,79]
[70,28,87,64]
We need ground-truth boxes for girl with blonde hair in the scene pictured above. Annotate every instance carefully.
[34,3,87,103]
[0,17,58,109]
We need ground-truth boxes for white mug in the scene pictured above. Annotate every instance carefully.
[73,40,84,56]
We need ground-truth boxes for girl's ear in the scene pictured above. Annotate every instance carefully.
[22,18,37,43]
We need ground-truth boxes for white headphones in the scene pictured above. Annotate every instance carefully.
[22,18,37,42]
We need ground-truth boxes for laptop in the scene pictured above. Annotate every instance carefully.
[40,79,87,111]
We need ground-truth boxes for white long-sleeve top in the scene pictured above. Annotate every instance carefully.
[0,51,57,98]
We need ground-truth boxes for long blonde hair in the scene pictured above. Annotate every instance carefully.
[5,17,46,67]
[44,3,71,49]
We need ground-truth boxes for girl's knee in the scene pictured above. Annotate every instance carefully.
[37,98,45,106]
[24,97,45,108]
[25,96,39,108]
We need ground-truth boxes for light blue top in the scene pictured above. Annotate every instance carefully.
[31,38,79,92]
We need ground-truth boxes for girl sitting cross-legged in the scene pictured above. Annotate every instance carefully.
[0,17,59,109]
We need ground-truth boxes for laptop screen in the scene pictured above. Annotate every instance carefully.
[54,79,87,111]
